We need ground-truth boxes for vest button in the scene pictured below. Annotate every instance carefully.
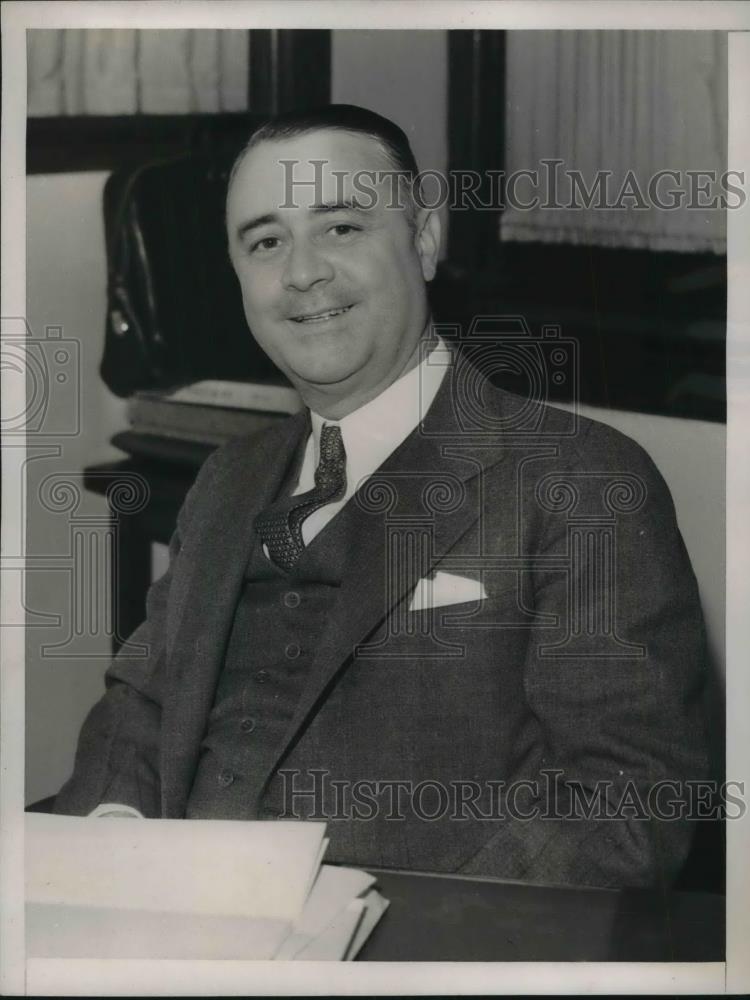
[254,669,269,684]
[283,591,301,608]
[285,642,301,659]
[240,717,256,733]
[218,768,235,788]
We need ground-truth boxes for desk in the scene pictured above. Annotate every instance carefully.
[25,865,723,963]
[358,870,724,962]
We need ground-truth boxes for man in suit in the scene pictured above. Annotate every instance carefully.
[55,105,710,888]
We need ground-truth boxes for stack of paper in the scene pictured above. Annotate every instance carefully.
[26,814,388,961]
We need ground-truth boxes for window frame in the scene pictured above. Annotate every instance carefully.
[26,29,331,175]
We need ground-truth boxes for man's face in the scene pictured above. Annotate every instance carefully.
[226,129,440,408]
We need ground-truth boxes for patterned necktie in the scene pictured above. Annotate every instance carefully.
[254,423,348,573]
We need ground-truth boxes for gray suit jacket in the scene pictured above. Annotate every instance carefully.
[55,363,710,887]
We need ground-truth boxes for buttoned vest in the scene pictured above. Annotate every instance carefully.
[186,437,351,820]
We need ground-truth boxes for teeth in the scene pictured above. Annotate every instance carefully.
[293,306,351,323]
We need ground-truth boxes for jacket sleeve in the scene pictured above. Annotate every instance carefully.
[53,450,221,818]
[458,420,712,887]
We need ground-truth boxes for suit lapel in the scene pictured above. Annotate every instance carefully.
[160,410,309,815]
[264,362,511,782]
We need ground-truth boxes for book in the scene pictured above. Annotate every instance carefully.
[26,814,388,962]
[126,397,289,446]
[121,380,302,451]
[155,380,303,414]
[111,430,217,467]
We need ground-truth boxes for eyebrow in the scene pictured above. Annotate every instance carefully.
[309,199,370,214]
[235,213,279,241]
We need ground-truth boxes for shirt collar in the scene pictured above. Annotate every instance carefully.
[309,335,451,494]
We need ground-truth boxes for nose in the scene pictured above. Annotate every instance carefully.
[281,238,334,292]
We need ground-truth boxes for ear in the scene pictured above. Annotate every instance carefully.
[415,209,441,282]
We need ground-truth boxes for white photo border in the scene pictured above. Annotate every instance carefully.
[3,2,749,995]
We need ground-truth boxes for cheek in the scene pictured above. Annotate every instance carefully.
[366,251,424,317]
[237,268,280,319]
[337,241,416,297]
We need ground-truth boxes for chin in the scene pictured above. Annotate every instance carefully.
[292,361,360,387]
[286,342,370,387]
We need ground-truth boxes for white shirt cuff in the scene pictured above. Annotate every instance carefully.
[89,802,144,819]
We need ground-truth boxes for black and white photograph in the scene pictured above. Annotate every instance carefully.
[2,0,749,994]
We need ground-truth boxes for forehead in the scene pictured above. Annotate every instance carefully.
[227,129,397,217]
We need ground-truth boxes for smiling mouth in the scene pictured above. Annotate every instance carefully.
[290,305,354,324]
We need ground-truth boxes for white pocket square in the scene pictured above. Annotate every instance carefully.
[408,571,488,613]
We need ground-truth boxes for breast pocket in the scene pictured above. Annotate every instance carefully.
[408,571,488,613]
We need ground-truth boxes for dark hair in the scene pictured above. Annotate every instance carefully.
[228,103,422,220]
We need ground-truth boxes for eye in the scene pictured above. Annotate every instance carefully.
[250,235,282,253]
[329,224,360,237]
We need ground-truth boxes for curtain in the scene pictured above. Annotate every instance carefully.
[27,29,249,116]
[501,31,727,254]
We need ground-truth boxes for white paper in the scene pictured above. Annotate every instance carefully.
[273,865,375,959]
[26,814,326,922]
[343,888,391,961]
[291,900,366,961]
[26,903,291,960]
[25,816,388,962]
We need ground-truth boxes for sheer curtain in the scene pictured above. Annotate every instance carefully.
[27,29,250,116]
[501,31,727,254]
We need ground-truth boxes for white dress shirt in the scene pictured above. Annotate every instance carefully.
[292,337,451,545]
